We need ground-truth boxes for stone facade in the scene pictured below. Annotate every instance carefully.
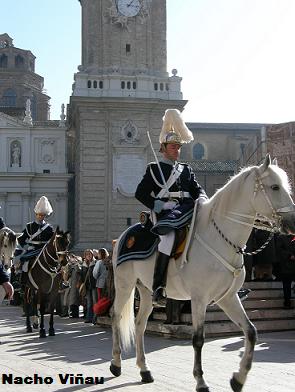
[0,111,71,232]
[266,122,295,195]
[183,123,264,196]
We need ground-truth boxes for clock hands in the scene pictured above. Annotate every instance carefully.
[127,0,140,9]
[127,0,136,7]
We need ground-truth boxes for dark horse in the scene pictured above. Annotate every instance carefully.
[23,227,70,338]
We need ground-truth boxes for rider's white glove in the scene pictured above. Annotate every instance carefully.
[162,201,177,210]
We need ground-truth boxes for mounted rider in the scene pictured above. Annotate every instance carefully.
[135,109,208,307]
[13,196,54,283]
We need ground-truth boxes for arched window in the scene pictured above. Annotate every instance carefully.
[15,55,24,68]
[0,54,8,68]
[2,88,17,107]
[10,140,22,168]
[193,143,205,160]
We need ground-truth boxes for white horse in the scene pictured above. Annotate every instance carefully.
[0,227,17,303]
[0,227,17,269]
[110,155,295,392]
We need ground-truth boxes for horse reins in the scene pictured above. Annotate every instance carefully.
[212,172,294,256]
[28,234,67,293]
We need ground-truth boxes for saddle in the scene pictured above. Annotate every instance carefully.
[117,211,188,266]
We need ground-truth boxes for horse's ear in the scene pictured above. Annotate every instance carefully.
[55,226,60,233]
[260,154,271,172]
[273,157,278,166]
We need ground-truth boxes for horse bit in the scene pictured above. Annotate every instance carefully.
[212,172,294,256]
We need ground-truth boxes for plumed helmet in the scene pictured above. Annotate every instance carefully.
[159,109,194,146]
[34,196,53,216]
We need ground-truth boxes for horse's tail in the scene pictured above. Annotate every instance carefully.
[118,287,135,351]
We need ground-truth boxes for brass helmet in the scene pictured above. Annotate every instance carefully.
[159,109,194,149]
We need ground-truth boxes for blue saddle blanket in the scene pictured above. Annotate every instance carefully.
[117,222,159,266]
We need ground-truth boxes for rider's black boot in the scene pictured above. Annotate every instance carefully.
[21,271,28,286]
[152,252,170,307]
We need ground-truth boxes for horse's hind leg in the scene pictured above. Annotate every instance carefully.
[218,295,257,392]
[135,281,154,383]
[191,299,210,392]
[110,278,135,377]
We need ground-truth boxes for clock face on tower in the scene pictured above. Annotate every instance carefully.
[117,0,141,17]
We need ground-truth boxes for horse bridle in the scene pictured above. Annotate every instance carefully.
[212,171,295,256]
[28,233,69,293]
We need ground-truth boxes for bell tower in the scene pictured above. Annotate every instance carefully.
[69,0,187,249]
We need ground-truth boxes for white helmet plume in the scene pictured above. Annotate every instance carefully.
[159,109,194,144]
[34,196,53,216]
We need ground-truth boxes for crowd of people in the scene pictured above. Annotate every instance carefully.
[56,247,114,324]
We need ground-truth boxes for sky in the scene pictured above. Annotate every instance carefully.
[2,0,295,124]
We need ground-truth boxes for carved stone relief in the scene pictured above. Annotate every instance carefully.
[120,120,139,144]
[39,139,56,164]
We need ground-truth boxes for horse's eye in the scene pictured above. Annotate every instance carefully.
[271,184,280,191]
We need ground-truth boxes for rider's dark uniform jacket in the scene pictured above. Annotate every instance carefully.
[135,161,206,209]
[135,160,207,235]
[15,221,54,262]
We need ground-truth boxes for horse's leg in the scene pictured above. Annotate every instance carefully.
[191,298,210,392]
[25,311,32,333]
[218,294,257,392]
[48,313,55,336]
[39,296,46,338]
[24,288,33,333]
[110,276,136,378]
[134,281,154,383]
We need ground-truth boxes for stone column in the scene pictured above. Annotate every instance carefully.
[22,193,31,226]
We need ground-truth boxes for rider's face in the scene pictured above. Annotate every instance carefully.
[162,143,181,161]
[35,213,45,222]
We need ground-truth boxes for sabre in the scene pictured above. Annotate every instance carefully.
[147,131,170,197]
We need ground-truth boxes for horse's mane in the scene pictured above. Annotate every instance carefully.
[202,163,291,220]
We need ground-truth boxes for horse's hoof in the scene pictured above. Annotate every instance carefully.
[48,329,55,336]
[140,371,154,383]
[33,323,39,329]
[197,387,210,392]
[230,377,243,392]
[110,363,121,377]
[26,327,33,333]
[39,330,47,338]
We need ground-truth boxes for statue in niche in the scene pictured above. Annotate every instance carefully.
[10,141,21,167]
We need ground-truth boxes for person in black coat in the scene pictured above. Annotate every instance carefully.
[13,196,54,282]
[0,264,14,300]
[253,228,276,281]
[275,234,295,308]
[135,109,208,306]
[0,216,5,230]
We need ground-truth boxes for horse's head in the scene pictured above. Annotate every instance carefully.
[253,154,295,234]
[0,227,17,269]
[52,226,71,266]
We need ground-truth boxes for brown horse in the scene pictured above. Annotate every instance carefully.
[24,227,70,338]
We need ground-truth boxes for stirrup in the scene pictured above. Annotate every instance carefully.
[152,287,167,308]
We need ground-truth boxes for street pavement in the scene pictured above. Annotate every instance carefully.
[0,303,294,392]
